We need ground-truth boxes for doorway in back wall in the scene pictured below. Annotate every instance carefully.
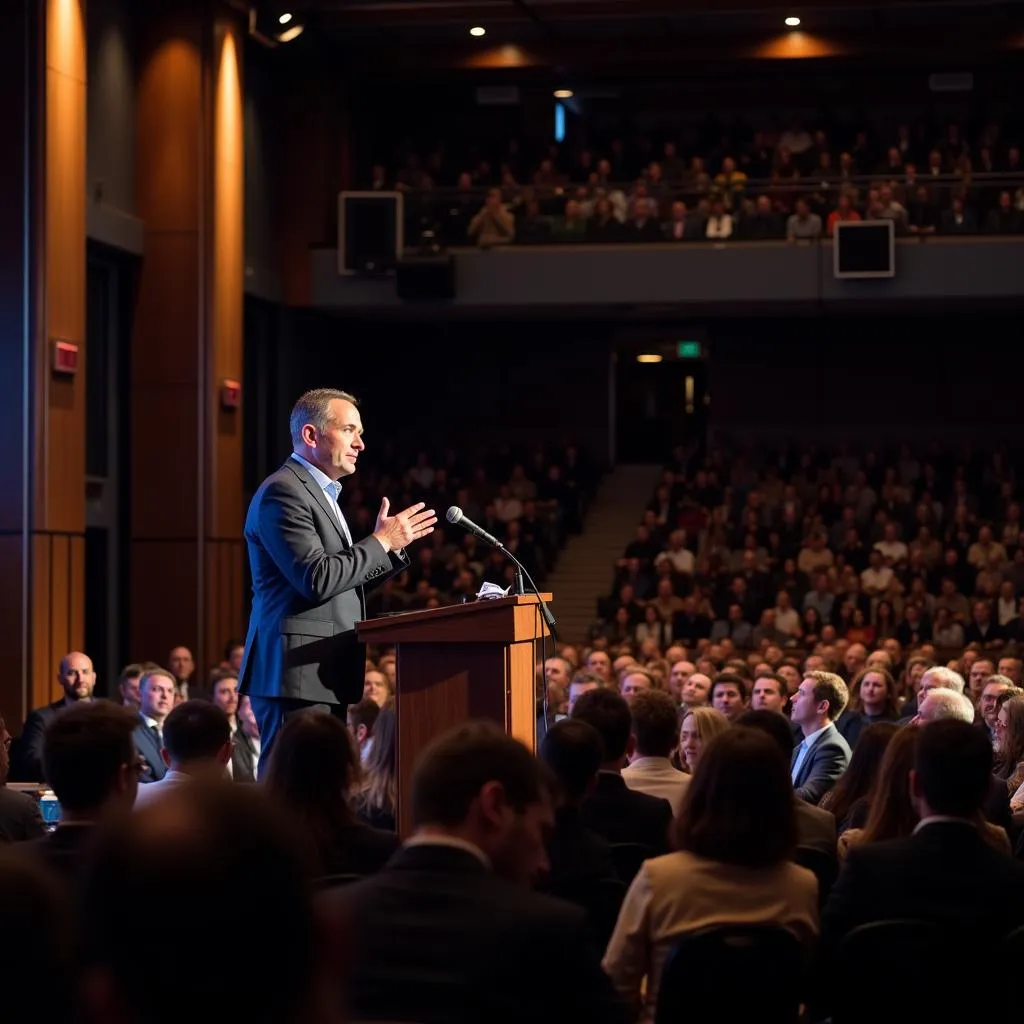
[613,340,708,465]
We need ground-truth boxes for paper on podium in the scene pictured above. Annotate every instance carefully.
[476,581,511,600]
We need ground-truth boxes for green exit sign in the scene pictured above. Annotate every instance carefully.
[677,341,702,359]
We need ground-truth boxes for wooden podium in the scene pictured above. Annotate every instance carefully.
[357,593,552,835]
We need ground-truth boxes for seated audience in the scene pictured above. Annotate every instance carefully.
[790,671,852,803]
[25,702,139,883]
[621,689,690,814]
[133,700,232,810]
[132,668,176,783]
[603,727,818,1023]
[234,693,262,781]
[327,721,625,1024]
[537,719,622,947]
[348,697,381,766]
[820,720,1024,979]
[264,710,398,878]
[0,716,44,841]
[356,705,397,831]
[0,850,72,1023]
[571,688,673,853]
[79,783,340,1024]
[737,709,838,858]
[839,725,1008,860]
[12,652,96,782]
[818,721,900,832]
[836,667,901,748]
[676,705,730,772]
[710,673,750,722]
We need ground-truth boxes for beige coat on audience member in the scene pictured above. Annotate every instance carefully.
[603,849,819,1023]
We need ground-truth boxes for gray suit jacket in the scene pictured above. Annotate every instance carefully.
[240,459,407,706]
[791,723,851,805]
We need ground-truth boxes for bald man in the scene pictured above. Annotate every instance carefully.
[12,651,97,782]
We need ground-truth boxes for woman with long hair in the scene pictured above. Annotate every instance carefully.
[839,727,1008,860]
[356,705,398,831]
[604,728,818,1023]
[674,706,730,773]
[263,711,398,877]
[819,721,899,832]
[837,667,901,748]
[994,696,1024,792]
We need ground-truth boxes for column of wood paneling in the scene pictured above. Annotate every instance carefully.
[131,0,244,677]
[0,0,87,729]
[275,58,346,306]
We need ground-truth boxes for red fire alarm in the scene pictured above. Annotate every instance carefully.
[53,341,79,376]
[221,378,241,410]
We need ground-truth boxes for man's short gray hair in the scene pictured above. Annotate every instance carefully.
[920,665,965,695]
[289,388,357,447]
[921,687,975,723]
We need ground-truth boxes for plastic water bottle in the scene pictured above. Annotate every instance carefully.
[39,790,61,831]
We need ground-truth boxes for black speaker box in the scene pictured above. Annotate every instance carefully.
[396,256,456,301]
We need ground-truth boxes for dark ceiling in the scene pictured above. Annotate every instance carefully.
[263,0,1024,71]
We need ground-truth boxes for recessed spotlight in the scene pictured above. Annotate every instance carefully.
[554,88,574,99]
[278,24,304,42]
[279,11,292,24]
[785,16,801,26]
[469,25,486,37]
[636,353,663,364]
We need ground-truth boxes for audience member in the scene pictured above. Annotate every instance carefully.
[328,721,624,1024]
[790,671,852,803]
[676,706,730,772]
[132,668,176,783]
[571,688,673,853]
[26,702,139,883]
[603,727,818,1024]
[0,715,45,841]
[820,721,1024,985]
[264,710,398,878]
[133,700,231,810]
[79,783,340,1024]
[356,705,397,831]
[12,652,96,782]
[621,689,690,814]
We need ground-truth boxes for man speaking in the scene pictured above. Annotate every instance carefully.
[240,388,436,774]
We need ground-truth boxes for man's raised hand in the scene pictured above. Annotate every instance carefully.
[373,497,438,553]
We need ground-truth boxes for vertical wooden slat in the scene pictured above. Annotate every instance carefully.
[31,535,52,708]
[49,534,70,678]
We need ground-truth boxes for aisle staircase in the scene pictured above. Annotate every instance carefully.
[548,464,664,643]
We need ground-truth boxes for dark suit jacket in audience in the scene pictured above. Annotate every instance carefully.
[23,823,99,884]
[132,720,168,784]
[580,771,672,854]
[333,842,626,1024]
[322,821,399,877]
[542,805,618,889]
[11,700,65,782]
[820,820,1024,963]
[985,773,1012,832]
[794,797,837,856]
[792,724,851,804]
[0,787,45,841]
[231,729,258,783]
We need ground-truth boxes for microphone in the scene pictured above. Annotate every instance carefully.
[445,506,502,548]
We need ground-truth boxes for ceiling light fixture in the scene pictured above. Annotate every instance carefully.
[785,16,801,26]
[278,24,304,42]
[279,11,292,24]
[469,25,486,37]
[636,353,663,364]
[554,88,574,99]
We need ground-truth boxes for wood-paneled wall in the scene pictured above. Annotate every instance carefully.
[0,0,88,728]
[130,0,244,676]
